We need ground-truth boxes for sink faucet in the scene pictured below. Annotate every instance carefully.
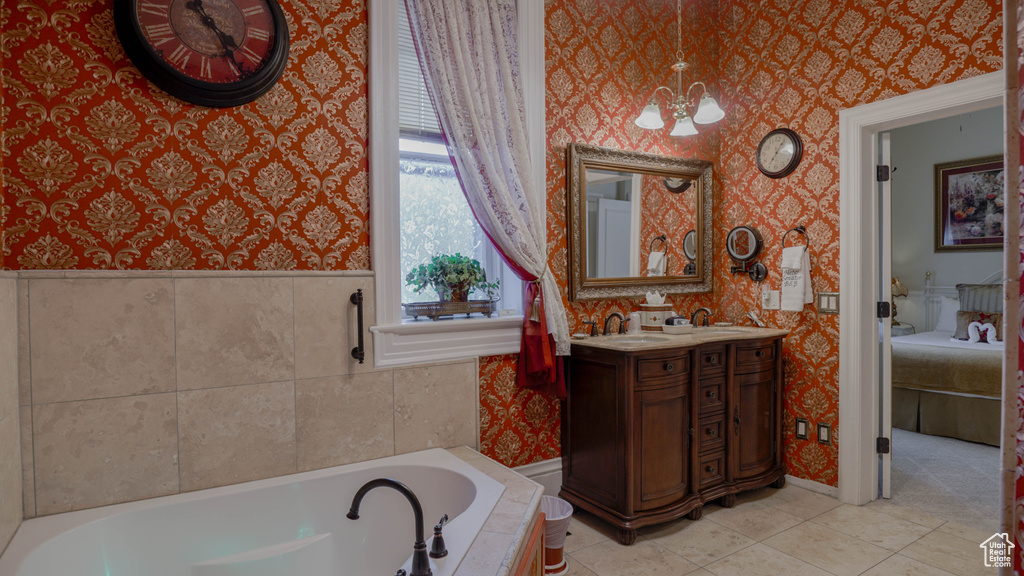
[582,320,599,337]
[347,478,432,576]
[691,307,713,327]
[603,312,626,335]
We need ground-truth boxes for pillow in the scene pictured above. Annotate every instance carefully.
[956,283,1002,314]
[934,296,960,333]
[953,310,1002,341]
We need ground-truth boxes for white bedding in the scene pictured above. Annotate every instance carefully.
[892,329,1003,351]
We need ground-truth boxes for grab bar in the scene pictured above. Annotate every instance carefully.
[350,289,365,364]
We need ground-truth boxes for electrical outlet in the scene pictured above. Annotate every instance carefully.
[795,418,810,440]
[817,422,832,445]
[762,290,780,310]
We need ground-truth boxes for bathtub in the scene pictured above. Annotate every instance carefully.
[0,448,505,576]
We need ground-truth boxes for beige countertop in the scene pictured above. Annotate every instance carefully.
[570,326,789,352]
[447,447,544,576]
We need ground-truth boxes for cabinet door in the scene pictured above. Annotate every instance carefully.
[635,384,690,510]
[730,369,778,480]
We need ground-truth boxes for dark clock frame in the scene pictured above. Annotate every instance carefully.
[113,0,290,108]
[756,128,803,179]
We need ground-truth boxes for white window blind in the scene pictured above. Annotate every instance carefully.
[398,2,442,139]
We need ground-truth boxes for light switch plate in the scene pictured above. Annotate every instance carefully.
[762,290,780,310]
[817,292,839,314]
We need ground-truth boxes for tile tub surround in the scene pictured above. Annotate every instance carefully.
[448,447,545,576]
[17,272,480,518]
[0,275,22,555]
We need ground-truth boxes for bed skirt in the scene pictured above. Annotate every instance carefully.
[892,387,1000,446]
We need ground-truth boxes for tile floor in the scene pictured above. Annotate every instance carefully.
[559,483,999,576]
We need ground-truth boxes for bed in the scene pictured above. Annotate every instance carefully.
[890,280,1003,447]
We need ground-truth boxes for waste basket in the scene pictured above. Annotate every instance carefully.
[540,495,573,576]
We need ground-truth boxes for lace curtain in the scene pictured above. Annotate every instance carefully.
[405,0,570,396]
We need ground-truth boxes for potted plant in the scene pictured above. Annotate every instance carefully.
[405,253,500,302]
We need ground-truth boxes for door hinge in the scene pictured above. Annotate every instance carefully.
[876,437,890,454]
[876,165,890,182]
[877,301,891,318]
[688,427,694,438]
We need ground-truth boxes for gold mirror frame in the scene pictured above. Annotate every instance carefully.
[566,143,714,301]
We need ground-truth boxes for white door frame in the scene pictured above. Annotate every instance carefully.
[837,72,1003,504]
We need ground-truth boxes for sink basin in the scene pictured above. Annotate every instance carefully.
[694,327,747,334]
[609,336,670,344]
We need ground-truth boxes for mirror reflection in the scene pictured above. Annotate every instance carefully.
[584,169,698,279]
[567,143,713,301]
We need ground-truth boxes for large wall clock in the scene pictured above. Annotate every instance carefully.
[756,128,803,179]
[113,0,290,108]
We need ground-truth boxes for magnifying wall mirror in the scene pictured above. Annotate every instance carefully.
[566,143,713,300]
[726,225,767,282]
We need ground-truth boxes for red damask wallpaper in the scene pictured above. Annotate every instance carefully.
[480,0,1004,486]
[0,0,369,270]
[0,0,1009,492]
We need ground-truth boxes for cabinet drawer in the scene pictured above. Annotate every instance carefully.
[637,356,689,382]
[697,413,726,453]
[735,342,776,373]
[699,378,725,414]
[699,451,726,488]
[697,347,726,376]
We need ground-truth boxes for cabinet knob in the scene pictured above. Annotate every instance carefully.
[706,465,716,475]
[665,362,675,373]
[756,350,766,358]
[707,390,717,399]
[706,427,716,437]
[707,355,718,365]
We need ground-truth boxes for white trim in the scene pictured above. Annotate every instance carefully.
[368,0,544,366]
[514,457,562,496]
[785,475,839,499]
[838,72,1003,505]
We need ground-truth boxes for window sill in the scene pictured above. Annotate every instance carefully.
[370,315,523,367]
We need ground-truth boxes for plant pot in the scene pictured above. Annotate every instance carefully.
[445,283,472,303]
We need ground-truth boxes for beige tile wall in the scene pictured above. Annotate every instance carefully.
[17,272,479,518]
[0,276,22,554]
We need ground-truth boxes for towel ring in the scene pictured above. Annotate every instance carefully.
[783,225,810,248]
[649,235,668,252]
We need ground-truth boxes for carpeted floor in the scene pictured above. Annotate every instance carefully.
[889,427,1000,533]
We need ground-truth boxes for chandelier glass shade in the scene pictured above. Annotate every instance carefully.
[633,0,724,137]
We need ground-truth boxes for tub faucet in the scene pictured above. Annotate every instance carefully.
[603,312,626,335]
[691,307,713,327]
[347,478,432,576]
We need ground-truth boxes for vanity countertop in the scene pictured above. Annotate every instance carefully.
[570,326,789,352]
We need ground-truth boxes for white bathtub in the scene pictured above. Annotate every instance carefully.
[0,448,505,576]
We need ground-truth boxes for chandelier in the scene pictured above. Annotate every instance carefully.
[633,0,725,136]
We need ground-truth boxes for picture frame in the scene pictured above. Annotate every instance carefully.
[934,154,1004,252]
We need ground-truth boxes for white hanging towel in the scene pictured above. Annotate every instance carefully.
[780,246,812,311]
[647,251,666,276]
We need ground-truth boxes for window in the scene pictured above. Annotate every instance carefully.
[396,1,518,311]
[369,0,544,367]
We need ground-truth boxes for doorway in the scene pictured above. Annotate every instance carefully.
[879,107,1004,531]
[836,72,1011,511]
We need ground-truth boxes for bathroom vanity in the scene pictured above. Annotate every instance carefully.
[560,327,788,544]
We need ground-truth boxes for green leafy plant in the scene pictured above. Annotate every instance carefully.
[405,253,500,302]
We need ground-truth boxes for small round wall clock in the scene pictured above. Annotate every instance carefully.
[113,0,290,107]
[756,128,803,178]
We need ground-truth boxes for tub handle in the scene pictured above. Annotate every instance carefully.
[430,513,449,559]
[350,289,365,364]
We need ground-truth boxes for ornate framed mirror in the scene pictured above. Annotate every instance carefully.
[566,143,713,301]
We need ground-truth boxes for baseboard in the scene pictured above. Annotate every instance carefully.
[786,474,839,498]
[514,457,562,496]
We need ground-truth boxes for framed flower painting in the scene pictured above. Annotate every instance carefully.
[934,155,1004,251]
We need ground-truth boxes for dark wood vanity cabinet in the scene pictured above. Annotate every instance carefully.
[560,335,785,544]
